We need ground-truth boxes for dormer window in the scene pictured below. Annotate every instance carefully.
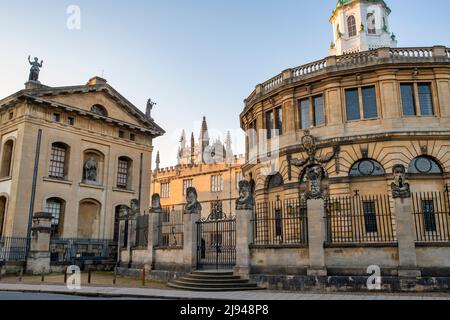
[91,104,108,117]
[347,15,357,37]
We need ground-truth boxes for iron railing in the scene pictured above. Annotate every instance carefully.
[326,195,397,244]
[50,238,117,264]
[412,192,450,243]
[134,215,149,248]
[157,208,183,248]
[0,237,27,262]
[252,199,308,246]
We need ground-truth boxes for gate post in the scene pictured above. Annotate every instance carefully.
[391,165,421,278]
[26,212,52,275]
[146,194,161,271]
[307,198,327,276]
[234,181,255,279]
[183,187,201,271]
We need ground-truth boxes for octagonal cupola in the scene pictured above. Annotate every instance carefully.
[329,0,397,55]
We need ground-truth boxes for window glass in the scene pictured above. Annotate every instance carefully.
[265,111,274,139]
[362,86,378,119]
[418,83,434,116]
[408,157,442,174]
[299,99,310,129]
[275,107,283,135]
[363,201,378,233]
[313,95,325,126]
[345,88,360,121]
[347,16,357,37]
[401,84,416,116]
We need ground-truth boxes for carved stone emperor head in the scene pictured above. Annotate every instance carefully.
[185,187,202,214]
[151,194,161,211]
[236,180,255,210]
[391,164,411,198]
[305,165,325,200]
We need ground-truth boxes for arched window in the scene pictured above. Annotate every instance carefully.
[78,199,101,239]
[0,196,7,237]
[349,159,385,177]
[49,142,70,180]
[90,104,108,117]
[117,157,133,189]
[0,140,14,178]
[367,13,376,34]
[46,198,65,238]
[408,156,442,174]
[347,15,357,37]
[266,173,284,189]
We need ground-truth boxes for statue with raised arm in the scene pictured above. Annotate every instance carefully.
[28,55,43,82]
[146,99,156,119]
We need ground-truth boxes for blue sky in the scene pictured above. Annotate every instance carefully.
[1,0,449,167]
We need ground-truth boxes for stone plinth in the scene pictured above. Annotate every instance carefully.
[183,211,200,271]
[307,199,327,276]
[26,212,52,275]
[234,208,253,279]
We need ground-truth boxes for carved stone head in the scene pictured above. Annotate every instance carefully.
[119,205,130,220]
[236,180,255,210]
[391,164,411,199]
[185,187,202,214]
[151,194,161,211]
[130,199,140,216]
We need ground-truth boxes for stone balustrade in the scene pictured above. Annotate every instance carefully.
[246,46,449,106]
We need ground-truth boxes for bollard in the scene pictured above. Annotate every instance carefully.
[141,267,146,287]
[41,272,45,283]
[18,269,23,282]
[63,269,67,284]
[88,268,92,284]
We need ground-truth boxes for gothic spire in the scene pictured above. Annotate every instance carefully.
[155,151,160,170]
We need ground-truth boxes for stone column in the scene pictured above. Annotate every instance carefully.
[146,206,160,270]
[26,212,52,275]
[234,208,253,279]
[307,199,327,276]
[391,164,421,278]
[183,212,200,271]
[394,197,421,277]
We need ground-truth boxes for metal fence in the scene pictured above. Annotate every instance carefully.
[0,237,27,262]
[50,238,117,264]
[252,199,308,246]
[134,214,149,248]
[157,208,183,248]
[412,192,450,243]
[326,195,397,244]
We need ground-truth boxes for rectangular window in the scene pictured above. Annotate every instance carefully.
[183,179,193,195]
[49,145,66,180]
[53,113,61,122]
[8,112,13,120]
[265,110,274,139]
[117,159,129,189]
[418,83,434,116]
[235,171,243,190]
[161,183,170,198]
[422,200,437,232]
[119,130,125,139]
[299,98,310,129]
[46,200,62,238]
[275,209,282,237]
[363,201,378,233]
[362,86,378,119]
[211,175,222,193]
[401,84,416,116]
[248,120,257,148]
[68,117,75,126]
[313,95,325,126]
[130,133,136,141]
[275,107,283,136]
[345,88,360,121]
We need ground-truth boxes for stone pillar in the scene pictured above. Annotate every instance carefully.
[183,212,200,271]
[119,219,130,267]
[26,212,52,275]
[394,197,421,277]
[146,206,160,270]
[234,208,253,279]
[307,199,327,276]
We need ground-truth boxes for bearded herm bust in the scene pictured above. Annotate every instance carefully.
[236,180,255,210]
[184,187,202,214]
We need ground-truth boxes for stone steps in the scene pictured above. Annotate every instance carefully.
[168,270,262,292]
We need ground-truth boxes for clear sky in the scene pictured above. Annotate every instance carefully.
[1,0,449,168]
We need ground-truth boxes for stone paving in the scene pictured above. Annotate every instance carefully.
[0,283,449,300]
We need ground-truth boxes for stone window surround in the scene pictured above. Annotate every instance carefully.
[297,93,326,130]
[399,81,438,118]
[343,84,380,122]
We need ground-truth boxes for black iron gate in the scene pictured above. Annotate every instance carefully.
[196,212,236,270]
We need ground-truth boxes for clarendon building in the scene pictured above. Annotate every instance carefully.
[0,76,164,242]
[152,117,244,218]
